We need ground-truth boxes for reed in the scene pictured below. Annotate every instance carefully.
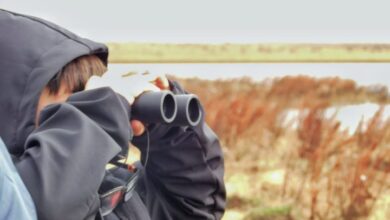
[170,75,390,220]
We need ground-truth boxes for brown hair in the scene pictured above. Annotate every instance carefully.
[46,55,107,94]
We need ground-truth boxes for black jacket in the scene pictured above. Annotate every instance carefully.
[0,9,225,220]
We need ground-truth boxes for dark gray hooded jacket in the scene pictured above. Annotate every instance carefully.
[0,9,225,220]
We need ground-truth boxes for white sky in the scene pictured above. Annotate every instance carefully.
[1,0,390,43]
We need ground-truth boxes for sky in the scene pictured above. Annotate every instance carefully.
[1,0,390,43]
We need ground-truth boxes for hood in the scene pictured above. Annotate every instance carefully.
[0,9,109,155]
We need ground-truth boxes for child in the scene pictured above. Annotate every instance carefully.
[0,9,225,220]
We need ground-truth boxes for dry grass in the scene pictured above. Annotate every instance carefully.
[107,43,390,63]
[170,76,390,220]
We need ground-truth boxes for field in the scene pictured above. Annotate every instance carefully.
[169,75,390,220]
[107,43,390,63]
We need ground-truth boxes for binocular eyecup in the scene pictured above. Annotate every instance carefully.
[131,91,202,127]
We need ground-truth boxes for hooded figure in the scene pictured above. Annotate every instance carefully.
[0,9,129,219]
[0,9,225,220]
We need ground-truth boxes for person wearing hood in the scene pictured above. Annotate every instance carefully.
[0,9,226,220]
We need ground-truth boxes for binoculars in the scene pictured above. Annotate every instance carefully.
[131,91,202,127]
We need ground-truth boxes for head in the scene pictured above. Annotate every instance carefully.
[35,55,107,125]
[1,9,109,154]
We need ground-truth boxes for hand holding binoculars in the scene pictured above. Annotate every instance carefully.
[131,91,202,127]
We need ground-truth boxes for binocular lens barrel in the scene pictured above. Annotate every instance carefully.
[172,95,202,126]
[132,91,177,124]
[131,92,202,126]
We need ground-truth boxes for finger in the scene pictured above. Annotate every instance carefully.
[141,72,169,90]
[127,164,136,172]
[155,76,170,90]
[131,120,145,136]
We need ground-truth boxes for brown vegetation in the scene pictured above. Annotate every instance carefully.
[171,75,390,220]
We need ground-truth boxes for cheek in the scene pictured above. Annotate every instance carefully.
[35,93,72,126]
[35,95,47,126]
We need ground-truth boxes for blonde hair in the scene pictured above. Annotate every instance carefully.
[47,55,107,94]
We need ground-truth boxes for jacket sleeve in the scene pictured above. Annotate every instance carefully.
[132,81,226,220]
[14,88,131,220]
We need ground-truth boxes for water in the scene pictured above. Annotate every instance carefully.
[108,63,390,88]
[108,63,390,132]
[285,104,390,133]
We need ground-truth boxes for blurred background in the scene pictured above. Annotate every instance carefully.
[2,0,390,219]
